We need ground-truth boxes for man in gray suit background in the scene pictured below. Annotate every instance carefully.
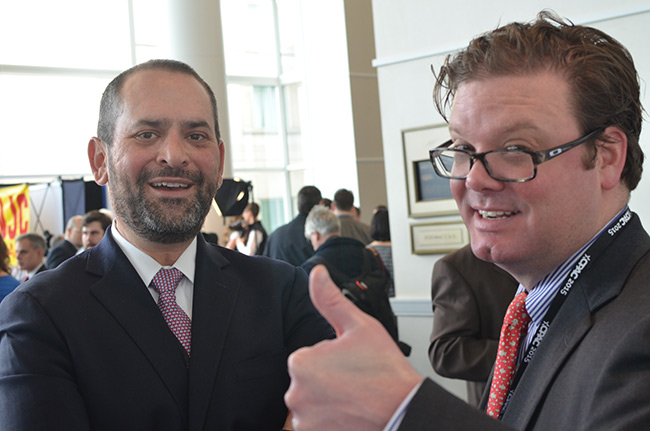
[285,11,650,431]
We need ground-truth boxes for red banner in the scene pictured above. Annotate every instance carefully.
[0,184,31,266]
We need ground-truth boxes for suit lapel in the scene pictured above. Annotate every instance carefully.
[502,214,650,429]
[86,229,190,421]
[188,237,240,431]
[502,285,593,428]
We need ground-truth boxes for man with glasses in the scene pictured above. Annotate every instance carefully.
[285,11,650,431]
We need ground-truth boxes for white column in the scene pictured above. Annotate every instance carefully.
[162,0,232,178]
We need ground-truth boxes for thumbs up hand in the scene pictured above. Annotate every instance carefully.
[285,265,422,431]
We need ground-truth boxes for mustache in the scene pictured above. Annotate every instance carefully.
[136,167,204,186]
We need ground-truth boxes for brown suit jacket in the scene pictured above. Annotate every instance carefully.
[429,244,518,406]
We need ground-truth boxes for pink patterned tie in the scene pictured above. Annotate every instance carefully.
[487,291,530,419]
[151,268,192,357]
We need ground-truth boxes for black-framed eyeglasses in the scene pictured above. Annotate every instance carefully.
[428,127,605,182]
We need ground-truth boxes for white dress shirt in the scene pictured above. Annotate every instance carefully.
[111,225,197,319]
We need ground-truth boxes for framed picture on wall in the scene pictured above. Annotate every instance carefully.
[402,124,457,217]
[411,220,469,254]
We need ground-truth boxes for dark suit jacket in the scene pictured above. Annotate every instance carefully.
[429,245,518,407]
[401,212,650,430]
[35,264,48,275]
[301,236,370,278]
[46,238,78,269]
[0,227,334,430]
[263,213,314,266]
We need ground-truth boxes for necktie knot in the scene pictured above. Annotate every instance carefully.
[487,291,531,419]
[151,267,184,294]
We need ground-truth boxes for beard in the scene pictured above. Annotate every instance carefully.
[108,163,218,244]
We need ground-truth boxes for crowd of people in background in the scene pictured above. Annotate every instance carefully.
[0,209,114,302]
[0,185,393,305]
[261,186,396,297]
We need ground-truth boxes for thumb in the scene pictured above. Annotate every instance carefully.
[309,264,366,336]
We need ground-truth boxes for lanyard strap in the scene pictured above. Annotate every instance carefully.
[499,208,634,419]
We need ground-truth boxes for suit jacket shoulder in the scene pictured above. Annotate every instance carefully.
[338,215,372,245]
[263,214,314,266]
[45,239,77,269]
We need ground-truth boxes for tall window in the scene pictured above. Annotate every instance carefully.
[0,0,168,181]
[221,0,309,233]
[0,0,133,180]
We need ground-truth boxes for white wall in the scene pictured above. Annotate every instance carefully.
[373,0,650,398]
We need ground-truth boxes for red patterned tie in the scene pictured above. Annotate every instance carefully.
[151,268,192,357]
[487,291,530,419]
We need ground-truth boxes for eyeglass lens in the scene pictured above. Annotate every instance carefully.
[436,150,535,181]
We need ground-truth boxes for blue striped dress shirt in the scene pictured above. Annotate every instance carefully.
[517,206,629,363]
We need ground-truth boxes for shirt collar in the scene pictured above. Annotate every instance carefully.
[111,225,197,287]
[27,264,44,279]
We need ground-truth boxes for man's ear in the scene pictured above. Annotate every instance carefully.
[88,137,109,186]
[596,126,627,190]
[216,139,225,189]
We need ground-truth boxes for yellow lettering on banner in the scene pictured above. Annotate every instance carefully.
[0,184,31,266]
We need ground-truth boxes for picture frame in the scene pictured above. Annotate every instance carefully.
[402,124,457,218]
[410,220,469,254]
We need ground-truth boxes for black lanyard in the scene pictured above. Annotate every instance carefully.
[499,208,634,419]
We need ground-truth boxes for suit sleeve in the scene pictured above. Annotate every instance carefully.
[429,259,498,381]
[399,379,514,431]
[0,290,91,430]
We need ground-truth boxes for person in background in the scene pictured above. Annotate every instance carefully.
[352,206,362,221]
[285,11,650,430]
[332,188,372,245]
[15,233,47,283]
[301,205,361,277]
[48,234,65,249]
[301,205,398,343]
[428,244,518,407]
[81,210,112,250]
[226,202,268,255]
[263,185,322,266]
[367,205,394,296]
[0,59,333,430]
[319,197,332,209]
[46,215,83,269]
[0,233,19,302]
